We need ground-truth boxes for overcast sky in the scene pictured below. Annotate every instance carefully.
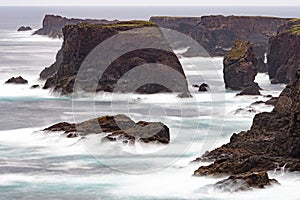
[1,0,300,6]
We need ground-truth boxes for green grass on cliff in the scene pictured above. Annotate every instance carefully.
[226,40,250,59]
[76,20,158,29]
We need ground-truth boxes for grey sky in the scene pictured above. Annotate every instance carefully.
[1,0,300,6]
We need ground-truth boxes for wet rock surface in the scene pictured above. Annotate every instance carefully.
[5,76,28,84]
[44,114,170,144]
[223,40,258,90]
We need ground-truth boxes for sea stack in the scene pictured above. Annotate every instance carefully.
[41,21,190,96]
[223,40,258,90]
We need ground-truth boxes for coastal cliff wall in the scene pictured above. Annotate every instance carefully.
[267,19,300,84]
[34,14,118,38]
[150,15,290,58]
[41,21,189,96]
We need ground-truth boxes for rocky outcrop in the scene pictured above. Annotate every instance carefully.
[150,15,289,59]
[237,83,261,96]
[33,14,118,38]
[41,21,189,96]
[5,76,28,84]
[193,72,300,178]
[211,172,278,192]
[44,114,170,144]
[268,19,300,84]
[223,40,258,90]
[17,26,32,31]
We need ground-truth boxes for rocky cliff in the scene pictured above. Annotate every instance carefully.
[268,19,300,84]
[194,71,300,177]
[223,40,258,90]
[150,15,289,62]
[34,14,118,38]
[41,21,189,96]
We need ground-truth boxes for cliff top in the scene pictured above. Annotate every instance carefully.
[225,40,251,60]
[68,20,158,29]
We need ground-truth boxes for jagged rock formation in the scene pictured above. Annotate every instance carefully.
[33,14,118,38]
[17,26,32,31]
[44,114,170,144]
[5,76,28,84]
[223,40,258,90]
[150,15,289,60]
[268,18,300,84]
[41,21,189,96]
[193,72,300,178]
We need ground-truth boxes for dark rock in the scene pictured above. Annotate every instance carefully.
[265,97,279,106]
[193,72,300,177]
[150,16,290,57]
[257,57,268,73]
[212,172,279,192]
[5,76,28,84]
[17,26,32,31]
[177,92,192,98]
[198,83,209,92]
[33,14,118,38]
[30,85,40,89]
[192,84,200,88]
[223,40,258,90]
[268,19,300,84]
[41,21,189,96]
[44,114,170,144]
[237,83,261,96]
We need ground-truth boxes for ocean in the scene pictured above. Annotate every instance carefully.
[0,6,299,200]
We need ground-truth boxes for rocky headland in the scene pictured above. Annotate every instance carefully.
[193,71,300,189]
[41,21,189,96]
[33,14,118,38]
[268,18,300,84]
[150,15,289,63]
[223,40,258,90]
[44,114,170,144]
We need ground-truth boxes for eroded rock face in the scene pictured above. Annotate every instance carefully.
[34,14,118,38]
[193,73,300,177]
[41,21,189,95]
[223,40,258,90]
[5,76,28,84]
[150,15,289,58]
[44,114,170,144]
[268,19,300,84]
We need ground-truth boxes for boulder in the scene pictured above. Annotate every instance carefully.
[30,85,40,89]
[237,83,261,96]
[44,114,170,144]
[223,40,258,90]
[17,26,32,31]
[198,83,209,92]
[5,76,28,84]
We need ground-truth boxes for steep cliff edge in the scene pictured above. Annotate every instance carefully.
[34,14,118,38]
[223,40,258,90]
[268,19,300,84]
[194,71,300,177]
[150,15,289,62]
[41,21,189,96]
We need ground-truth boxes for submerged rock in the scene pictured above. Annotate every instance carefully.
[17,26,32,31]
[193,72,300,181]
[198,83,209,92]
[5,76,28,84]
[44,114,170,144]
[212,172,278,192]
[223,40,258,90]
[237,83,261,96]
